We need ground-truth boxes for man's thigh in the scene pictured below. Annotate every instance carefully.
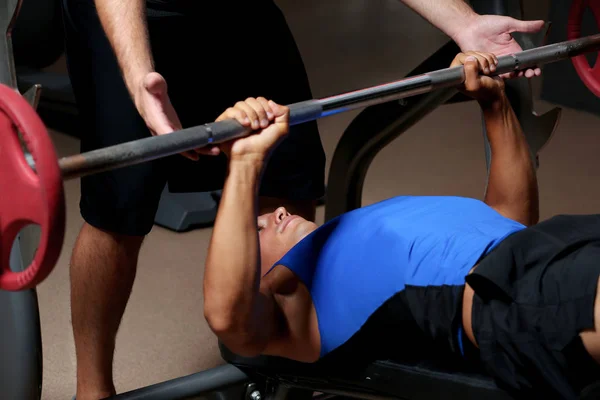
[469,215,600,398]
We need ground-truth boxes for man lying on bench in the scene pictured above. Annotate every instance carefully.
[203,52,600,400]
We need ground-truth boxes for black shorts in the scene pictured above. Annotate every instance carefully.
[61,0,325,236]
[466,214,600,399]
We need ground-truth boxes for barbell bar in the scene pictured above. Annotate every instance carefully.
[58,33,600,180]
[2,33,600,292]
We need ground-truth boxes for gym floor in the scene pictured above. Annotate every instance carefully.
[37,0,600,398]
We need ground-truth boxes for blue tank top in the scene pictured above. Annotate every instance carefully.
[269,196,525,357]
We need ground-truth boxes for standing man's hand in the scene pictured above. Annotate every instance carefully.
[134,72,220,160]
[399,1,545,79]
[452,15,545,79]
[94,0,218,161]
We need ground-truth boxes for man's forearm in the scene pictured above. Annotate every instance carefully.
[400,0,478,41]
[95,0,154,99]
[204,159,263,334]
[482,95,539,225]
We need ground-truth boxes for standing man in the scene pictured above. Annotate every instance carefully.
[60,0,545,398]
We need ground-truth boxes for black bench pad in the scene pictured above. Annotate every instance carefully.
[220,344,513,399]
[220,344,600,399]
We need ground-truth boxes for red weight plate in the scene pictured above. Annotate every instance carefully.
[0,84,65,291]
[568,0,600,97]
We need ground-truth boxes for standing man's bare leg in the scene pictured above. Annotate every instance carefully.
[70,223,144,400]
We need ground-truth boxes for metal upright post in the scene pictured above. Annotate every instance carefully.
[0,1,44,399]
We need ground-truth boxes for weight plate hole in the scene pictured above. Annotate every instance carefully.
[9,224,41,272]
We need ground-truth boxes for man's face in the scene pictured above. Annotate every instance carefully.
[258,207,318,274]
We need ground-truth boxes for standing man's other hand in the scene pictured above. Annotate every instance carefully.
[134,72,220,160]
[453,15,545,79]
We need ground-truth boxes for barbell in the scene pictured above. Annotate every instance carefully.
[2,33,600,292]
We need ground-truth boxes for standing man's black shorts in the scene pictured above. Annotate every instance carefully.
[61,0,326,236]
[466,214,600,400]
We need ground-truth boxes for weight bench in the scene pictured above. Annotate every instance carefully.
[219,341,600,400]
[219,344,513,400]
[111,334,600,400]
